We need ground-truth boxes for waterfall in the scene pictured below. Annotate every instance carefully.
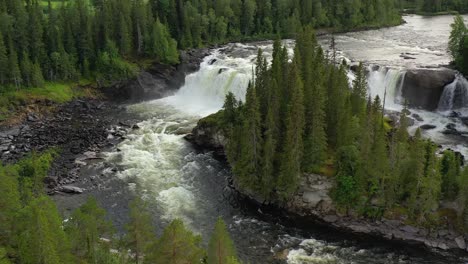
[438,74,468,111]
[160,50,255,116]
[366,65,407,110]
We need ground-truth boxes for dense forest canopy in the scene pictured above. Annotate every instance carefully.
[0,0,402,91]
[402,0,468,14]
[220,27,468,230]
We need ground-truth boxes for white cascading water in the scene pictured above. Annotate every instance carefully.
[366,65,407,110]
[438,74,468,112]
[160,50,253,116]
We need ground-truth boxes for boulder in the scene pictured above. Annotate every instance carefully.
[420,124,437,130]
[59,185,84,194]
[455,236,466,250]
[402,69,456,110]
[412,113,424,122]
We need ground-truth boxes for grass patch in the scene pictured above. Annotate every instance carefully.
[0,79,95,122]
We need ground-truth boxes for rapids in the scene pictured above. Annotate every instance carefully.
[70,15,468,263]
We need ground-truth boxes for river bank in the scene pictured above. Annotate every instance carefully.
[0,48,209,193]
[187,114,468,254]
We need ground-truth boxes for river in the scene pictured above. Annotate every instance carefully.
[64,15,468,263]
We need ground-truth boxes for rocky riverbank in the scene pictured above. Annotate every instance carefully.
[0,48,209,195]
[186,114,468,254]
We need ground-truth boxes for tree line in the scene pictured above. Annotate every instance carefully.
[402,0,468,14]
[0,0,402,91]
[221,27,468,229]
[449,15,468,76]
[0,151,241,264]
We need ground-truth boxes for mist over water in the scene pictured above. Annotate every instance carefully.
[93,16,468,263]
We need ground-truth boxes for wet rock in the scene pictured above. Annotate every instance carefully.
[420,124,437,130]
[412,113,424,122]
[455,236,466,250]
[218,68,228,74]
[132,124,140,130]
[59,185,84,194]
[461,117,468,127]
[302,192,322,207]
[208,58,217,65]
[401,225,419,234]
[402,69,456,110]
[449,111,461,118]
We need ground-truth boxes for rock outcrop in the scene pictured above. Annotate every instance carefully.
[103,49,210,102]
[401,69,456,110]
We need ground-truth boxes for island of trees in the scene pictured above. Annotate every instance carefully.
[217,27,468,231]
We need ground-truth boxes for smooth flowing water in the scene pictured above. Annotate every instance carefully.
[76,16,468,263]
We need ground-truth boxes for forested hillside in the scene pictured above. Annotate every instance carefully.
[220,28,468,230]
[0,0,402,91]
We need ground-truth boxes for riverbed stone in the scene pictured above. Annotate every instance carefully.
[302,192,323,207]
[60,185,84,194]
[420,124,436,130]
[401,225,419,234]
[455,236,466,250]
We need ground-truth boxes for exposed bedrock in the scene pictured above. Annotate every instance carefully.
[400,69,456,110]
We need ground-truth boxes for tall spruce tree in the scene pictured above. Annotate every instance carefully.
[124,198,156,264]
[207,218,239,264]
[235,81,262,189]
[277,54,305,199]
[145,219,205,264]
[0,33,7,85]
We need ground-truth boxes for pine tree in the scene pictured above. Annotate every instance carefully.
[440,150,460,200]
[65,198,114,263]
[31,61,45,87]
[368,96,390,203]
[277,55,305,199]
[0,165,20,247]
[207,218,239,264]
[302,31,327,172]
[350,62,368,120]
[145,219,205,264]
[20,52,33,87]
[234,81,262,189]
[17,196,71,264]
[0,33,7,85]
[124,198,156,264]
[8,39,21,89]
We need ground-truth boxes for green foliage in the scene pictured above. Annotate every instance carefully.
[65,198,114,263]
[440,150,461,200]
[449,15,468,75]
[124,198,155,264]
[17,196,72,264]
[411,0,468,14]
[96,41,138,85]
[333,146,360,211]
[148,19,179,65]
[145,219,205,264]
[207,218,239,264]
